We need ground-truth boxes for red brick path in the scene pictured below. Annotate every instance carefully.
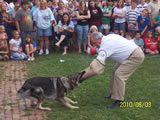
[0,61,47,120]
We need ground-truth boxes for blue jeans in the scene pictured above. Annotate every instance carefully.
[97,25,102,32]
[77,25,89,43]
[114,22,126,31]
[10,52,27,60]
[37,26,52,37]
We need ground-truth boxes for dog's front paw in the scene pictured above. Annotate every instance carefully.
[71,101,78,104]
[38,106,52,111]
[71,106,79,109]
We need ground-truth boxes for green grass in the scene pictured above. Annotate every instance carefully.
[26,51,160,120]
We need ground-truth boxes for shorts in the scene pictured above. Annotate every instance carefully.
[37,26,52,37]
[74,24,77,32]
[102,24,110,29]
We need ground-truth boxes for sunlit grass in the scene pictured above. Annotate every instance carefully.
[27,51,160,120]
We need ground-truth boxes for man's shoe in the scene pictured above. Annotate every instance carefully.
[108,100,122,108]
[104,94,111,99]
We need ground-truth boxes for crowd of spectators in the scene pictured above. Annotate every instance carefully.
[0,0,160,61]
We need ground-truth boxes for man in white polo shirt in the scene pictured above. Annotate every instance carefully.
[81,32,144,108]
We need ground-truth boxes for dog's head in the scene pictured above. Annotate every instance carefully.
[67,71,86,88]
[17,87,31,99]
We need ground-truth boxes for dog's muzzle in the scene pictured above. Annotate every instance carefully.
[17,89,31,99]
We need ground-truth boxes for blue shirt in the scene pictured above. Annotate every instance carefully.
[133,38,144,47]
[137,15,150,32]
[32,41,37,48]
[57,21,74,29]
[31,6,39,16]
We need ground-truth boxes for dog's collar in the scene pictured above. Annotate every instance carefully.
[68,78,74,90]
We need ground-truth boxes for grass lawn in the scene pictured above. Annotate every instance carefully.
[26,51,160,120]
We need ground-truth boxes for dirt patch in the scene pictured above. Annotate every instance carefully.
[0,61,47,120]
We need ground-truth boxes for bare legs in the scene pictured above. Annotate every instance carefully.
[78,43,87,53]
[55,35,66,47]
[62,46,68,55]
[55,35,69,55]
[39,36,50,55]
[25,44,34,60]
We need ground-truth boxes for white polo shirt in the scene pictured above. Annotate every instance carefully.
[97,34,138,63]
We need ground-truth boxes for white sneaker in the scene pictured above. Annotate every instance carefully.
[39,49,44,55]
[28,57,31,61]
[46,49,49,55]
[31,57,35,61]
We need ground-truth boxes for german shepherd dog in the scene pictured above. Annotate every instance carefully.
[17,71,86,111]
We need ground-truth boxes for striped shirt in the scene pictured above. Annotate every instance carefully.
[126,8,140,29]
[136,3,148,13]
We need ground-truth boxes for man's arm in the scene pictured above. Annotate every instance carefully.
[81,50,107,80]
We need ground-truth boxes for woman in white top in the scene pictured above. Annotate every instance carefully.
[112,0,126,31]
[34,0,55,55]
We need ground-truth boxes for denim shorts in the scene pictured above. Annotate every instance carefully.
[114,22,126,31]
[37,27,52,37]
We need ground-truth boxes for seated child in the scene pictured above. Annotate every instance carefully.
[133,31,145,51]
[87,25,99,54]
[109,26,119,34]
[125,31,133,40]
[0,40,9,60]
[120,29,125,37]
[144,30,159,55]
[0,25,9,60]
[9,31,27,60]
[24,35,37,61]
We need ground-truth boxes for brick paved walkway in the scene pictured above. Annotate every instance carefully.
[0,61,47,120]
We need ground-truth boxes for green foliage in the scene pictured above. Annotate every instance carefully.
[27,52,160,120]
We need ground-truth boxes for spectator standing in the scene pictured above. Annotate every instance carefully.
[101,0,112,35]
[58,1,68,13]
[76,0,90,53]
[15,0,33,50]
[112,0,126,32]
[31,0,40,17]
[126,0,140,34]
[95,0,102,7]
[89,0,103,32]
[8,2,21,21]
[147,0,160,28]
[0,2,14,40]
[154,9,160,34]
[124,0,132,14]
[50,0,58,16]
[136,0,148,13]
[68,1,78,50]
[136,9,150,40]
[34,0,55,55]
